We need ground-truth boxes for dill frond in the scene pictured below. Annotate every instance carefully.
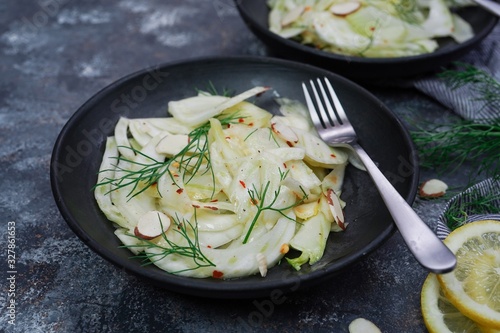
[196,81,232,97]
[125,212,215,272]
[438,62,500,110]
[444,189,500,231]
[94,112,242,199]
[242,169,308,244]
[411,119,500,179]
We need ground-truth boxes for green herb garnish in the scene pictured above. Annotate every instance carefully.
[444,188,500,231]
[243,169,307,244]
[196,81,232,97]
[411,119,500,178]
[411,63,500,180]
[126,211,215,272]
[95,112,242,199]
[438,62,500,110]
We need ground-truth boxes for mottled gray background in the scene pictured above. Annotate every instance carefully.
[0,1,492,332]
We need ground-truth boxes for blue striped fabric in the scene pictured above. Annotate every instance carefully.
[437,177,500,239]
[414,23,500,121]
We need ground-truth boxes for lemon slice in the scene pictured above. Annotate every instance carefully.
[437,220,500,329]
[421,273,488,333]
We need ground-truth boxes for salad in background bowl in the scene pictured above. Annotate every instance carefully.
[269,0,475,58]
[235,0,498,80]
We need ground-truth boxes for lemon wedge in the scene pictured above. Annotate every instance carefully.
[421,273,496,333]
[437,220,500,330]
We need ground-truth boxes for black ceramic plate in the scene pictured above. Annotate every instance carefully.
[50,56,419,299]
[235,1,498,81]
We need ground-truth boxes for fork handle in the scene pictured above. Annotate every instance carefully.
[351,143,456,273]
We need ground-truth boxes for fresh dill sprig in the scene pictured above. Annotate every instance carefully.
[125,212,215,273]
[243,169,308,244]
[411,63,500,181]
[444,189,500,231]
[411,119,500,178]
[196,81,232,97]
[95,112,242,199]
[438,62,500,110]
[102,148,169,198]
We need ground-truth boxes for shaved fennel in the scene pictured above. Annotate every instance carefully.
[94,86,352,279]
[268,0,474,58]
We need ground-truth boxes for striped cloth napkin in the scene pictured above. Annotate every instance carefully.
[414,22,500,121]
[437,177,500,239]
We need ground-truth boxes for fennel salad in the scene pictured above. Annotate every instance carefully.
[268,0,475,58]
[94,86,354,279]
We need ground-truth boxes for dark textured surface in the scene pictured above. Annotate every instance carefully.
[0,1,492,332]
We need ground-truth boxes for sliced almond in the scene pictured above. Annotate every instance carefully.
[419,179,448,198]
[326,189,347,230]
[134,211,171,240]
[329,2,361,16]
[271,121,299,146]
[348,318,382,333]
[281,5,305,26]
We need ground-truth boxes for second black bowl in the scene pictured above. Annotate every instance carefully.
[235,0,498,81]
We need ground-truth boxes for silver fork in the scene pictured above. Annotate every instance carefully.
[303,77,456,274]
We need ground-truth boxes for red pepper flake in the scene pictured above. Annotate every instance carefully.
[207,245,212,248]
[250,198,258,205]
[204,205,218,211]
[283,163,287,169]
[286,141,294,147]
[176,188,184,194]
[370,26,376,31]
[227,124,231,128]
[225,136,231,140]
[212,270,224,279]
[210,199,219,202]
[239,180,246,188]
[248,122,254,127]
[192,204,201,208]
[238,118,245,123]
[330,153,336,158]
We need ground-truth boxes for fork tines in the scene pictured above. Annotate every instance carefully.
[302,77,347,129]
